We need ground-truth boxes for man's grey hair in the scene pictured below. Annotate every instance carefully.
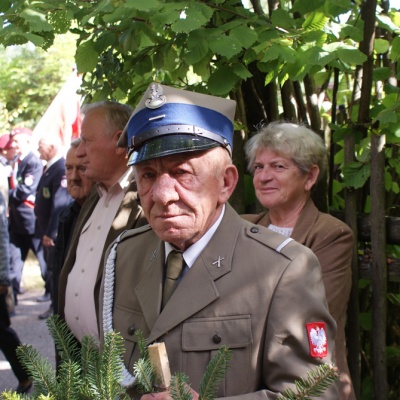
[81,101,134,136]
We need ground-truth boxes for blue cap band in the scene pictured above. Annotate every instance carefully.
[126,103,234,150]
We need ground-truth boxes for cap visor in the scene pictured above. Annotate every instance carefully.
[128,134,219,165]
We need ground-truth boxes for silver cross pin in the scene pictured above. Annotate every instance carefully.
[150,250,157,261]
[212,257,225,268]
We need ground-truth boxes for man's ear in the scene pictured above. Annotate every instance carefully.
[114,130,126,155]
[305,165,319,191]
[218,164,239,205]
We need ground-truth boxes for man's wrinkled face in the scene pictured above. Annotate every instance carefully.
[65,147,93,202]
[134,149,230,251]
[75,108,120,186]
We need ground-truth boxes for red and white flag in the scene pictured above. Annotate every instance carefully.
[32,69,82,151]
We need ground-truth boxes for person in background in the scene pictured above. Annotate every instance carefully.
[34,135,72,318]
[49,138,93,319]
[7,127,43,305]
[0,134,15,315]
[99,83,338,399]
[242,121,354,400]
[58,101,147,344]
[0,134,12,208]
[0,190,32,394]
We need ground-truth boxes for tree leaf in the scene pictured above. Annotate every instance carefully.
[208,35,243,59]
[208,66,238,96]
[342,162,370,189]
[75,41,99,73]
[232,63,252,79]
[336,47,367,65]
[229,25,258,49]
[125,0,161,12]
[20,8,53,32]
[374,38,390,54]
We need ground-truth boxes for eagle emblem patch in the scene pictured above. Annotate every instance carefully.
[306,322,328,358]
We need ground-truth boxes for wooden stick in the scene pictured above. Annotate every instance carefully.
[148,342,171,390]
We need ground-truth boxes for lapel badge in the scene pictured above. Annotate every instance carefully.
[145,83,166,109]
[150,249,157,261]
[212,256,224,268]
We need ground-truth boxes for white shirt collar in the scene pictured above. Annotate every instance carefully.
[164,204,225,268]
[96,167,133,197]
[44,154,62,170]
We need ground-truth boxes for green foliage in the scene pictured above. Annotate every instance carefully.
[133,331,232,399]
[198,346,232,400]
[277,364,339,400]
[0,33,76,132]
[1,315,129,400]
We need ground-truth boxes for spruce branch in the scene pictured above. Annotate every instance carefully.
[170,373,192,400]
[46,315,80,365]
[133,358,155,394]
[277,364,339,400]
[56,360,82,399]
[133,330,155,394]
[15,345,57,398]
[198,346,232,400]
[97,331,127,400]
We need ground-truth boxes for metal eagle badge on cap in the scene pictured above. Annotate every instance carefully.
[145,83,166,109]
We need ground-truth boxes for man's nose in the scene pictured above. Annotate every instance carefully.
[152,174,179,205]
[75,142,85,158]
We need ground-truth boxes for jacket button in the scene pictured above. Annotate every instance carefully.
[212,333,222,344]
[250,227,259,233]
[127,325,136,336]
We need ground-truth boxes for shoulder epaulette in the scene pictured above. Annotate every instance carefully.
[119,224,152,242]
[245,224,295,256]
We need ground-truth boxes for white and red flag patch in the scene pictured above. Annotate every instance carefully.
[306,322,328,358]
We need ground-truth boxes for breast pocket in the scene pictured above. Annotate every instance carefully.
[181,315,253,396]
[113,305,149,372]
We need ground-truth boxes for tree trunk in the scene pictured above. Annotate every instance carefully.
[344,132,361,400]
[370,133,388,400]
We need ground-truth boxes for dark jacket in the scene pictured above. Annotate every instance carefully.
[34,157,72,240]
[51,200,82,316]
[8,151,42,235]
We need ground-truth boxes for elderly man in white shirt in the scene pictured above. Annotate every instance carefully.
[58,101,147,343]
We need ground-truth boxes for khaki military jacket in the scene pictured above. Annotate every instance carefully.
[100,203,338,399]
[57,180,147,320]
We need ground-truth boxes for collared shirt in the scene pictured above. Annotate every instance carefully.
[43,154,62,170]
[65,168,133,343]
[164,204,225,270]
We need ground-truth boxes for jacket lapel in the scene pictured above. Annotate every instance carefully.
[146,204,240,343]
[135,240,164,331]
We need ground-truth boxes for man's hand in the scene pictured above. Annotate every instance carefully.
[42,235,55,247]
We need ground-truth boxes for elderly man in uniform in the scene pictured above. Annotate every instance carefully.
[35,134,72,318]
[7,127,43,303]
[100,83,339,399]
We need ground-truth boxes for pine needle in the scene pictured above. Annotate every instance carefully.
[133,358,154,394]
[16,344,57,398]
[198,346,232,400]
[46,315,80,364]
[170,373,192,400]
[277,364,339,400]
